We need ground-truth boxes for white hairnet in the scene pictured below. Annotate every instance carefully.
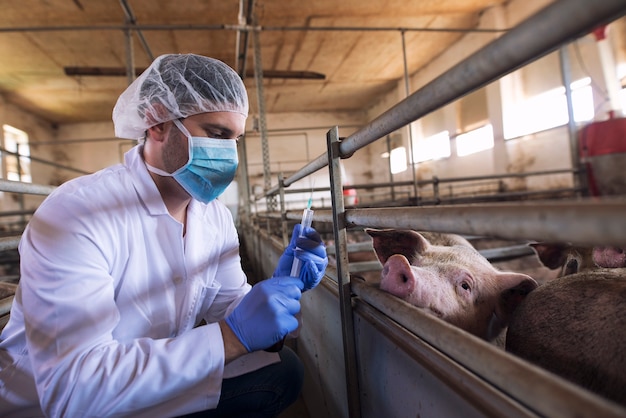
[113,54,249,139]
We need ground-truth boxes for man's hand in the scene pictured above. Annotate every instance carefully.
[273,224,328,291]
[225,276,304,352]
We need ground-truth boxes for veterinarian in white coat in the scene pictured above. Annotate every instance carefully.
[0,54,328,418]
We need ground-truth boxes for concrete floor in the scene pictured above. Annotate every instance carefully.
[278,395,311,418]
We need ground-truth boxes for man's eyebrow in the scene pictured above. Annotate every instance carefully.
[199,122,239,138]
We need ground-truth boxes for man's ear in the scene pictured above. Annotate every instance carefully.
[146,122,170,142]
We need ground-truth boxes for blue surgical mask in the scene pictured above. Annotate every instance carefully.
[146,119,239,204]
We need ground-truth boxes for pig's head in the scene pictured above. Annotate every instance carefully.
[529,242,595,276]
[365,228,538,341]
[530,242,626,275]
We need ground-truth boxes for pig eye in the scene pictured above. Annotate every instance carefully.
[461,282,471,292]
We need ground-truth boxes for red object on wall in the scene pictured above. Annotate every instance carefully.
[592,25,607,41]
[579,117,626,196]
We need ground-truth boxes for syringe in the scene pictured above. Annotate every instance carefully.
[265,200,313,352]
[290,199,314,278]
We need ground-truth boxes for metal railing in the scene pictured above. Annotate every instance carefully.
[244,1,626,417]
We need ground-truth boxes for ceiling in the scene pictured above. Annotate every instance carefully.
[0,0,545,127]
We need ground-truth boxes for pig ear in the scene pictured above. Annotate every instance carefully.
[529,242,571,270]
[365,228,429,265]
[495,273,538,325]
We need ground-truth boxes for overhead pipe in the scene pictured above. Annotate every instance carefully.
[0,23,508,34]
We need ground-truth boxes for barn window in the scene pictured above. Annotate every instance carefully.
[456,124,494,157]
[503,77,594,139]
[413,130,451,163]
[2,125,31,183]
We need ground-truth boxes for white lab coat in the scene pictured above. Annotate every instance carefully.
[0,145,253,417]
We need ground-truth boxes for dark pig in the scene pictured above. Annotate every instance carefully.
[506,271,626,407]
[530,242,626,276]
[365,229,538,341]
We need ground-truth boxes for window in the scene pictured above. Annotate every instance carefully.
[381,146,407,174]
[2,125,31,183]
[503,77,594,139]
[389,147,407,174]
[456,124,494,156]
[413,130,451,163]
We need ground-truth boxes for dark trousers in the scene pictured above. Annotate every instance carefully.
[180,346,304,418]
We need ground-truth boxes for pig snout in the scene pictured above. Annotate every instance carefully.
[380,254,415,298]
[593,246,626,268]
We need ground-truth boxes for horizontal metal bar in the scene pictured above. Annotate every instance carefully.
[0,179,55,196]
[0,296,14,316]
[478,245,536,262]
[346,261,381,273]
[0,23,507,34]
[0,236,21,251]
[326,241,374,255]
[340,199,626,247]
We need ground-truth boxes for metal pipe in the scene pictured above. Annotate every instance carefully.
[0,296,14,316]
[401,30,419,203]
[0,146,90,175]
[251,6,275,212]
[327,127,361,418]
[123,26,135,85]
[0,236,20,251]
[0,179,55,195]
[263,167,577,202]
[559,46,587,197]
[341,200,626,247]
[278,0,626,189]
[0,23,509,34]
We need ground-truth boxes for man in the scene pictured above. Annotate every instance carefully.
[0,54,327,417]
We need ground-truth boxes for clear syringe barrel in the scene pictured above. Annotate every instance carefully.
[290,208,314,277]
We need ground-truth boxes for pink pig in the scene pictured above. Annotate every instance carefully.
[365,229,538,341]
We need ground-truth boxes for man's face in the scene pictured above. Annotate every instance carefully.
[162,111,246,173]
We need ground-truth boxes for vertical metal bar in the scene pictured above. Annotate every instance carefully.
[327,126,361,418]
[15,144,25,228]
[386,134,396,201]
[124,27,135,85]
[251,9,275,212]
[238,134,251,223]
[559,46,585,196]
[278,174,288,247]
[401,30,419,204]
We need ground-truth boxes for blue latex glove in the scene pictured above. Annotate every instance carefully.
[225,276,304,352]
[273,224,328,291]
